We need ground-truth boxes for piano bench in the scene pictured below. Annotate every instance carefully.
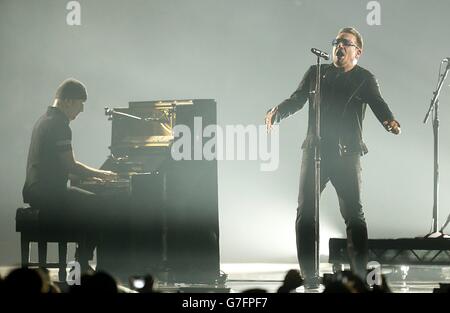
[16,206,83,282]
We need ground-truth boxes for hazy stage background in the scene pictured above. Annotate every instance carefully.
[0,0,449,266]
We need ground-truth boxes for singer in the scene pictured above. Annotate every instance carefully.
[265,27,401,288]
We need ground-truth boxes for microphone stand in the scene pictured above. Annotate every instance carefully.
[104,107,163,122]
[311,52,327,282]
[423,60,450,238]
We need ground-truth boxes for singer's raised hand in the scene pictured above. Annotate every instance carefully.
[265,107,278,133]
[383,120,401,135]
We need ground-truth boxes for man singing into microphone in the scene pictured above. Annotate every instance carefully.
[265,27,400,288]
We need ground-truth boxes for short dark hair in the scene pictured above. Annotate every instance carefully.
[338,27,363,50]
[55,78,87,101]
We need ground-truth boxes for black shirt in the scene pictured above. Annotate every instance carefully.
[276,64,395,155]
[23,107,72,203]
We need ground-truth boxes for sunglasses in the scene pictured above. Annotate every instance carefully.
[332,38,359,49]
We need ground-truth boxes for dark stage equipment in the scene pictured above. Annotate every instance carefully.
[329,238,450,271]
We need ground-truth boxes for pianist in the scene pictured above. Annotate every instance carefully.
[22,78,117,272]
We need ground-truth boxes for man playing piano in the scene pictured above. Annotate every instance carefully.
[22,78,117,272]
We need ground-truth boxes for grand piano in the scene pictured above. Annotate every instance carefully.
[74,99,220,284]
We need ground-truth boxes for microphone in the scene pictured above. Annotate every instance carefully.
[311,48,330,60]
[443,57,450,70]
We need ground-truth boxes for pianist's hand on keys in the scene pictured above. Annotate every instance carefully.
[94,170,118,181]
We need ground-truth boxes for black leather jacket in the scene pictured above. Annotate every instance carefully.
[274,64,396,156]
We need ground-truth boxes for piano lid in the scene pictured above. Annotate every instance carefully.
[107,99,214,156]
[108,101,176,155]
[130,99,194,109]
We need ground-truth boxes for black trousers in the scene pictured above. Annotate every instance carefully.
[296,150,368,280]
[28,186,100,270]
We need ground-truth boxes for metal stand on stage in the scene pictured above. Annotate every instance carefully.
[423,57,450,239]
[310,48,330,282]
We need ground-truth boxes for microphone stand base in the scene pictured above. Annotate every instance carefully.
[424,232,450,239]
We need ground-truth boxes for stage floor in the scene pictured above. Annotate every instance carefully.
[221,263,450,293]
[3,262,450,293]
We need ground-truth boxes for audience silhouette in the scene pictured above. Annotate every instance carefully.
[0,266,411,293]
